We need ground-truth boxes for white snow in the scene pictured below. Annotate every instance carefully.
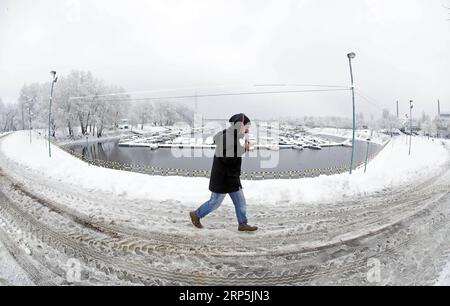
[0,239,34,286]
[308,127,390,145]
[436,258,450,286]
[130,125,168,134]
[1,131,450,285]
[0,131,448,207]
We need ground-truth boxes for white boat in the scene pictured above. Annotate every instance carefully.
[342,140,352,147]
[292,139,305,147]
[305,144,322,150]
[247,134,257,142]
[278,136,291,145]
[268,144,279,151]
[172,137,183,144]
[181,137,190,144]
[204,137,214,145]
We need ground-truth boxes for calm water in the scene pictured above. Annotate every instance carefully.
[65,136,380,172]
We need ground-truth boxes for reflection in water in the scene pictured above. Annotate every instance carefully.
[68,138,381,173]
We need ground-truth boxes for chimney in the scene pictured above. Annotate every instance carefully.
[396,100,399,119]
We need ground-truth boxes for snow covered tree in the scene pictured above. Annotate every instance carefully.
[420,117,437,137]
[377,108,400,132]
[131,100,154,130]
[18,83,41,131]
[13,71,196,137]
[16,70,128,138]
[0,98,19,132]
[356,112,365,128]
[173,103,194,125]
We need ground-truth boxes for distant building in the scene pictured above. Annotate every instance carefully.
[118,119,130,129]
[439,112,450,120]
[437,112,450,138]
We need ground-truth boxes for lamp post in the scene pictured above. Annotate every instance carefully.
[364,138,371,173]
[26,97,34,144]
[347,52,356,174]
[48,71,57,157]
[28,106,32,144]
[22,95,34,144]
[409,100,413,155]
[405,114,408,144]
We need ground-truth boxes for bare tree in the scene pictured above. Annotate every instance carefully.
[0,102,19,132]
[15,70,129,139]
[130,100,154,130]
[18,83,41,132]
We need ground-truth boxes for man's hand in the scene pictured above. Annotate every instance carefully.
[244,140,251,151]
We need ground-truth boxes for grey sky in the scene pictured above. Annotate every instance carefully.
[0,0,449,120]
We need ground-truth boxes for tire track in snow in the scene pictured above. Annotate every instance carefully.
[1,132,450,284]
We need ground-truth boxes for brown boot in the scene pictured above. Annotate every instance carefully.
[189,211,203,229]
[238,223,258,232]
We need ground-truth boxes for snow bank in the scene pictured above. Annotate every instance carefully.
[0,131,448,206]
[436,258,450,286]
[133,125,167,133]
[0,239,34,286]
[308,127,390,145]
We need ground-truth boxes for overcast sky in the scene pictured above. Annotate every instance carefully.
[0,0,449,120]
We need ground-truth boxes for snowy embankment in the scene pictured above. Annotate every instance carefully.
[436,261,450,286]
[55,126,167,145]
[308,127,390,145]
[0,239,33,286]
[130,125,167,135]
[0,131,448,206]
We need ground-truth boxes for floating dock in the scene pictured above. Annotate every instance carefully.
[118,142,349,150]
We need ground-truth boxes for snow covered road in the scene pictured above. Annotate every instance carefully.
[1,131,450,285]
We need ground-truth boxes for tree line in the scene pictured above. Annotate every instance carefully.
[0,70,446,138]
[0,70,194,138]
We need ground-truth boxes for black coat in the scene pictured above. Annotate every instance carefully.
[209,126,246,194]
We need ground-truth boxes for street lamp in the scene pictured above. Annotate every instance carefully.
[22,94,35,144]
[48,71,57,157]
[28,105,32,144]
[347,52,356,174]
[409,100,413,155]
[405,114,408,144]
[364,138,371,173]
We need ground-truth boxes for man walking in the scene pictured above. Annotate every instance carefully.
[190,113,258,232]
